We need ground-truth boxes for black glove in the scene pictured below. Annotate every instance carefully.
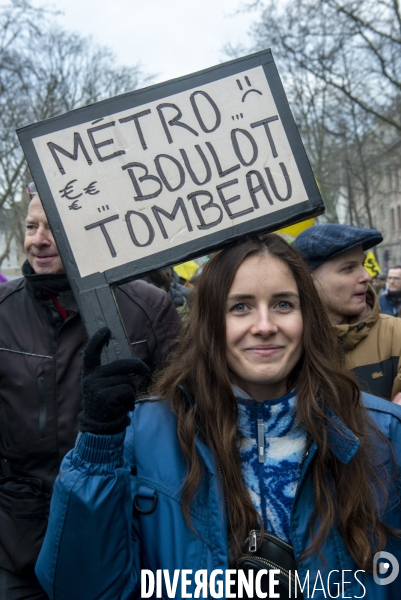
[78,327,149,435]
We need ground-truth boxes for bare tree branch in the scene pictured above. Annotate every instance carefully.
[0,1,152,269]
[328,0,401,46]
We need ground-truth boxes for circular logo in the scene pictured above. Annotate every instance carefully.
[373,551,399,585]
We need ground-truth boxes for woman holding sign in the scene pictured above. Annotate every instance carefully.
[36,234,401,599]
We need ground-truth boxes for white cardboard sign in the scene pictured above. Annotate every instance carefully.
[18,50,323,358]
[32,65,307,278]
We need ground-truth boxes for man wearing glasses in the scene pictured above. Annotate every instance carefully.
[380,266,401,317]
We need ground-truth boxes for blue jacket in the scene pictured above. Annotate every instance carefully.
[36,394,401,599]
[380,293,401,317]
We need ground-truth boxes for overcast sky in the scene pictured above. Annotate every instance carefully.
[39,0,259,84]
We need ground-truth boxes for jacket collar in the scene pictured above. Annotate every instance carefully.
[23,260,71,296]
[180,385,360,465]
[324,408,360,464]
[334,286,379,352]
[23,260,78,312]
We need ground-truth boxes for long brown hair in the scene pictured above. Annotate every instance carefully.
[152,233,394,569]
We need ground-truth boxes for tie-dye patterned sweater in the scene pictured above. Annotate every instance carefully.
[233,386,308,543]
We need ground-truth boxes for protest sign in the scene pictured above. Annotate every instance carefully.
[364,251,381,277]
[17,49,324,360]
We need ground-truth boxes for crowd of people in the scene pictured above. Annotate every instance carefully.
[0,188,401,599]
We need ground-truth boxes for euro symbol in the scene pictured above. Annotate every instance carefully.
[84,181,100,196]
[59,179,82,200]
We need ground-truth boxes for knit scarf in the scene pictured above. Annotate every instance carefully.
[234,386,307,543]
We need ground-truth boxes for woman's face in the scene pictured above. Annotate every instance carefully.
[225,253,303,401]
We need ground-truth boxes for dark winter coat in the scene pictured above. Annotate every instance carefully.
[379,291,401,317]
[0,265,180,573]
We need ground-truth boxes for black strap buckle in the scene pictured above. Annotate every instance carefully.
[134,485,157,515]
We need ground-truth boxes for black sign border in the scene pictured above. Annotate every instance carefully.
[18,49,324,359]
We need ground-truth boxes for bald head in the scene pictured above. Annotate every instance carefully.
[24,195,64,275]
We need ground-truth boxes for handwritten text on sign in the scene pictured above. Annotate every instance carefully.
[33,66,307,277]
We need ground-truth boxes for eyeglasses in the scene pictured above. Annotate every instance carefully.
[26,181,37,199]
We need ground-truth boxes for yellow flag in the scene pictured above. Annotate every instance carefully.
[276,218,315,242]
[364,251,381,277]
[173,260,199,281]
